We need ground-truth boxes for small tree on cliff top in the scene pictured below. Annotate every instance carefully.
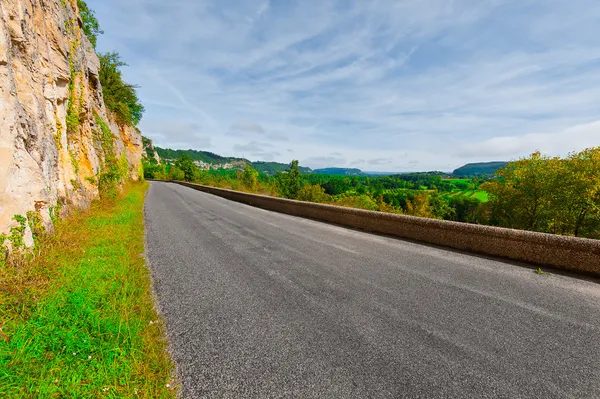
[99,52,145,126]
[77,0,103,48]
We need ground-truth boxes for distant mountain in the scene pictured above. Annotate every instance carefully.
[453,162,508,177]
[363,171,404,176]
[252,162,312,175]
[313,168,365,176]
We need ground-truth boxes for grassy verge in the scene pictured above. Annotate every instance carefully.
[0,183,176,398]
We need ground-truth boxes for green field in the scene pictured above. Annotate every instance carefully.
[449,190,489,202]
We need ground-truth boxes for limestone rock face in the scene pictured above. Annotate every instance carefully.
[0,0,143,241]
[142,136,161,164]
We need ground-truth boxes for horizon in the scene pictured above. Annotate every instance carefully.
[90,0,600,171]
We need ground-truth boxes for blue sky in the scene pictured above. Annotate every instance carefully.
[89,0,600,171]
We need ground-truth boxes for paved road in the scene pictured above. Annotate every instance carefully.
[144,181,600,398]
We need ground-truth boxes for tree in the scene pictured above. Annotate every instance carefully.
[449,195,482,223]
[377,195,401,214]
[168,167,185,181]
[482,152,554,232]
[142,159,167,180]
[241,164,259,192]
[298,185,327,203]
[77,1,103,48]
[277,160,303,199]
[550,148,600,237]
[482,148,600,238]
[428,192,453,219]
[405,193,435,218]
[175,155,198,182]
[99,52,145,126]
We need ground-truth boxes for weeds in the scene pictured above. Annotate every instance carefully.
[7,215,27,251]
[25,211,44,243]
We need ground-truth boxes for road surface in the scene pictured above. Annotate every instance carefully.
[144,181,600,398]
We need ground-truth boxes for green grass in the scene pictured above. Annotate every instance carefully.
[0,183,176,398]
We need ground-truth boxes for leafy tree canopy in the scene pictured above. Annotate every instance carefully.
[175,155,198,182]
[99,52,145,126]
[483,148,600,238]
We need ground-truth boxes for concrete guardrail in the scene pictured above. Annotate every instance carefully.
[170,181,600,276]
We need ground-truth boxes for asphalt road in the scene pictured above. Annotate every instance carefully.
[144,181,600,398]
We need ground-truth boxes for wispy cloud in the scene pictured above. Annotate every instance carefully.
[90,0,600,171]
[230,121,266,134]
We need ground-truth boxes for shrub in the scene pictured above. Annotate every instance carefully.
[98,154,128,199]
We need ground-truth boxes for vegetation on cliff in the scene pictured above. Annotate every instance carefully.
[77,0,103,48]
[99,52,145,126]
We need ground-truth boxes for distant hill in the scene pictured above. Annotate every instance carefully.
[153,146,312,174]
[453,162,508,177]
[252,162,312,175]
[154,147,248,165]
[363,171,403,176]
[313,168,365,176]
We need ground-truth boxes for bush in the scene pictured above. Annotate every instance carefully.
[98,154,128,199]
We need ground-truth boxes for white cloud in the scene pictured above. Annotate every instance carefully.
[454,120,600,160]
[304,156,347,168]
[231,121,265,134]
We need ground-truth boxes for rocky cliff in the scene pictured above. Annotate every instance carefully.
[143,136,161,164]
[0,0,142,248]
